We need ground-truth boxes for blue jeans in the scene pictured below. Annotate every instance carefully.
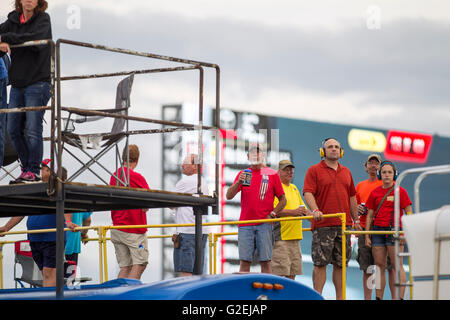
[7,82,50,174]
[0,78,7,167]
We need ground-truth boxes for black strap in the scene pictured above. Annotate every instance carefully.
[373,185,395,222]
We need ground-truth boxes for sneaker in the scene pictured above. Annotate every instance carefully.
[9,170,27,185]
[21,171,42,183]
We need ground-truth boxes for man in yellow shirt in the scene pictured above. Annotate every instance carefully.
[272,160,311,279]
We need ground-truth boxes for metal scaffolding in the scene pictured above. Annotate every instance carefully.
[0,38,221,298]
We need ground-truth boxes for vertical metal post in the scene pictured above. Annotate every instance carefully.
[193,67,204,276]
[433,237,441,300]
[214,66,221,215]
[341,213,347,300]
[48,41,56,195]
[0,243,4,289]
[102,227,109,282]
[55,40,65,299]
[97,226,104,283]
[193,206,205,275]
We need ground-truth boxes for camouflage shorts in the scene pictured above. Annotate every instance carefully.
[311,226,351,267]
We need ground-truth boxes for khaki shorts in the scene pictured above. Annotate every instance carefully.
[111,229,149,268]
[271,240,303,276]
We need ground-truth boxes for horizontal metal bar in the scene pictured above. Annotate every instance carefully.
[0,106,51,114]
[61,106,216,130]
[436,234,450,241]
[10,39,53,48]
[395,283,414,287]
[57,38,219,69]
[60,65,199,81]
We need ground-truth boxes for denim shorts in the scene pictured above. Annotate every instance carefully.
[173,233,208,273]
[371,225,396,247]
[238,223,274,262]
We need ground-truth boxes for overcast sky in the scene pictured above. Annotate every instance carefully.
[1,0,450,289]
[2,0,449,136]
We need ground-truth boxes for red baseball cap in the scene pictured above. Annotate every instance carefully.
[42,158,51,168]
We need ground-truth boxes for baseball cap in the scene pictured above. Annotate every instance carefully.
[366,153,382,163]
[279,159,295,170]
[41,158,58,173]
[42,158,51,168]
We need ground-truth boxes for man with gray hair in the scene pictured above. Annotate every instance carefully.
[172,153,209,276]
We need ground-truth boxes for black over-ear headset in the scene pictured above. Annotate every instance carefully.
[319,137,344,158]
[377,161,399,181]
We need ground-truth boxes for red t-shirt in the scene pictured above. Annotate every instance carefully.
[356,179,383,229]
[233,167,285,227]
[365,184,411,228]
[110,167,150,234]
[303,160,356,229]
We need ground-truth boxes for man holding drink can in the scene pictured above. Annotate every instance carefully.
[226,143,286,274]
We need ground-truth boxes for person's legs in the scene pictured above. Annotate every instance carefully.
[30,241,57,287]
[173,233,204,277]
[313,265,327,294]
[118,266,132,278]
[357,234,375,300]
[7,86,28,173]
[0,78,7,167]
[332,264,343,300]
[238,225,256,273]
[111,229,133,278]
[387,245,406,300]
[23,81,50,175]
[331,227,351,300]
[311,227,335,294]
[127,264,147,279]
[255,223,273,274]
[42,267,56,287]
[372,246,387,299]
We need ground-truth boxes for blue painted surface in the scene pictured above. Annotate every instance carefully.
[0,274,324,300]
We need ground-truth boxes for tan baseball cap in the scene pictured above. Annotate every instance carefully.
[366,153,382,163]
[279,159,295,170]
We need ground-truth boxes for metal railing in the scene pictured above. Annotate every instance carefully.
[0,213,415,300]
[0,214,348,298]
[393,164,450,300]
[1,38,221,299]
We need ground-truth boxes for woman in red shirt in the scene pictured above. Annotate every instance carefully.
[365,161,412,300]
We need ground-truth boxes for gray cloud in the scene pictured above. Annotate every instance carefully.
[42,5,450,138]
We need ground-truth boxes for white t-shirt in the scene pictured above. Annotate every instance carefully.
[174,174,210,234]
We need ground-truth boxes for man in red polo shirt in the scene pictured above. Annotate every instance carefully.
[303,138,361,299]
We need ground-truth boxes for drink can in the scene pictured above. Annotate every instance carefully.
[242,169,252,186]
[361,203,367,216]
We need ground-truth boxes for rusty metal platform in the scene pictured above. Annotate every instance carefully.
[0,181,217,218]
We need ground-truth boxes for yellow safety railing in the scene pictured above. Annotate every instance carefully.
[0,213,411,300]
[0,214,342,289]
